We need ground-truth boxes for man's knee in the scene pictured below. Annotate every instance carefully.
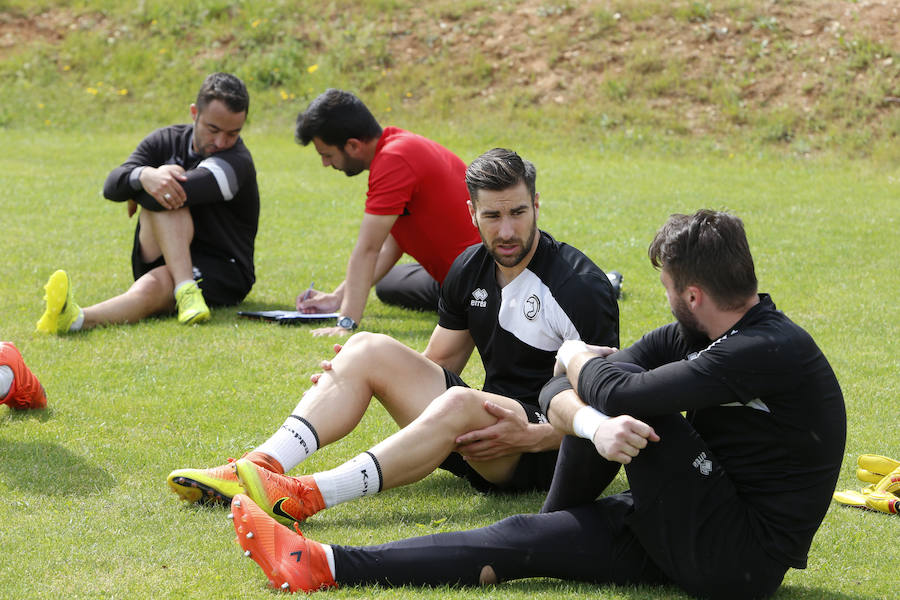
[420,387,483,426]
[340,331,397,357]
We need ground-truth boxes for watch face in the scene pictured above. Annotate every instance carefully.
[338,316,355,329]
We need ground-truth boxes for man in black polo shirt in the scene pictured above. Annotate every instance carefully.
[228,209,845,600]
[36,72,259,333]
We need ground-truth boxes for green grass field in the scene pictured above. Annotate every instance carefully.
[1,0,899,598]
[1,128,897,599]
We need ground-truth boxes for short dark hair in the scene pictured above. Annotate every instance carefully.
[295,89,382,147]
[648,209,758,310]
[196,72,249,115]
[465,148,536,204]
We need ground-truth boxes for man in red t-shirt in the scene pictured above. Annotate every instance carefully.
[293,89,480,336]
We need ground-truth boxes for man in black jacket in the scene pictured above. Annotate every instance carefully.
[36,72,259,333]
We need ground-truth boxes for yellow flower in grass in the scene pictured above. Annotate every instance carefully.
[251,18,261,28]
[86,87,98,95]
[280,89,288,100]
[307,64,319,74]
[118,89,128,96]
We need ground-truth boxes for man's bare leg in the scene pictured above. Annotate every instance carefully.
[252,332,450,471]
[369,387,527,489]
[168,331,452,506]
[79,208,195,328]
[138,207,195,284]
[233,386,532,523]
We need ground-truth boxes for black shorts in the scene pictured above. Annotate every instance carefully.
[131,224,251,307]
[438,368,558,494]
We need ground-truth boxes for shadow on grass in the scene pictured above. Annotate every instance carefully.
[0,439,115,495]
[2,405,53,423]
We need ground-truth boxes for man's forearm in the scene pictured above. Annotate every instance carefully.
[527,422,565,453]
[546,388,586,436]
[338,246,380,322]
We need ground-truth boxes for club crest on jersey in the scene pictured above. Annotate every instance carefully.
[470,288,488,308]
[524,294,541,321]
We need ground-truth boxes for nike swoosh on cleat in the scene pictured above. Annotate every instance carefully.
[272,498,297,522]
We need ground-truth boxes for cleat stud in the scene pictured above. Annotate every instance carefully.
[233,499,242,508]
[281,582,290,590]
[227,513,234,520]
[246,532,255,539]
[244,550,251,557]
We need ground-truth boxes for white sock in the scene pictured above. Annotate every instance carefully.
[174,280,195,298]
[0,365,13,399]
[313,451,382,508]
[322,544,336,580]
[70,309,85,332]
[254,415,320,472]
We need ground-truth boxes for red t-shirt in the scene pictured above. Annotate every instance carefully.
[365,127,480,284]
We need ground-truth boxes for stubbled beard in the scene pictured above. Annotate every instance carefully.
[480,217,537,268]
[672,296,710,350]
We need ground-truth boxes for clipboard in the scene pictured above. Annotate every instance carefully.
[237,310,339,325]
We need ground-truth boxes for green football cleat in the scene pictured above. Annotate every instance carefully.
[175,281,210,325]
[35,270,81,335]
[167,460,244,505]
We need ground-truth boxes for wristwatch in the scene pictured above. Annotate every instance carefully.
[336,315,358,331]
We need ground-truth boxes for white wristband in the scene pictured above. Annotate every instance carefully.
[556,340,588,370]
[572,405,610,441]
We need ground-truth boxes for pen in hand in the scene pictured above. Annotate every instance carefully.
[301,281,315,302]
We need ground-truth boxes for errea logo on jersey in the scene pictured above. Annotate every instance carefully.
[470,288,488,308]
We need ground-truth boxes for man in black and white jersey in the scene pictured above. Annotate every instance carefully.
[35,72,259,333]
[167,148,619,518]
[227,210,845,600]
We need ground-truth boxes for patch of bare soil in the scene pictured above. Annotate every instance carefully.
[3,1,898,135]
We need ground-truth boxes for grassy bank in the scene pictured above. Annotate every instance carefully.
[1,0,899,161]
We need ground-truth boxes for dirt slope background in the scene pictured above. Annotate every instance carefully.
[1,1,899,156]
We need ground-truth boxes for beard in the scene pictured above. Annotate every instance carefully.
[671,294,710,350]
[480,217,538,269]
[339,153,366,177]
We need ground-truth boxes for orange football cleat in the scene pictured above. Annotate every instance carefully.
[235,458,326,526]
[0,342,47,410]
[231,494,336,593]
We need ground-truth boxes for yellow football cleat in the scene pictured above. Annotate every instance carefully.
[167,460,243,505]
[35,270,81,335]
[175,281,210,325]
